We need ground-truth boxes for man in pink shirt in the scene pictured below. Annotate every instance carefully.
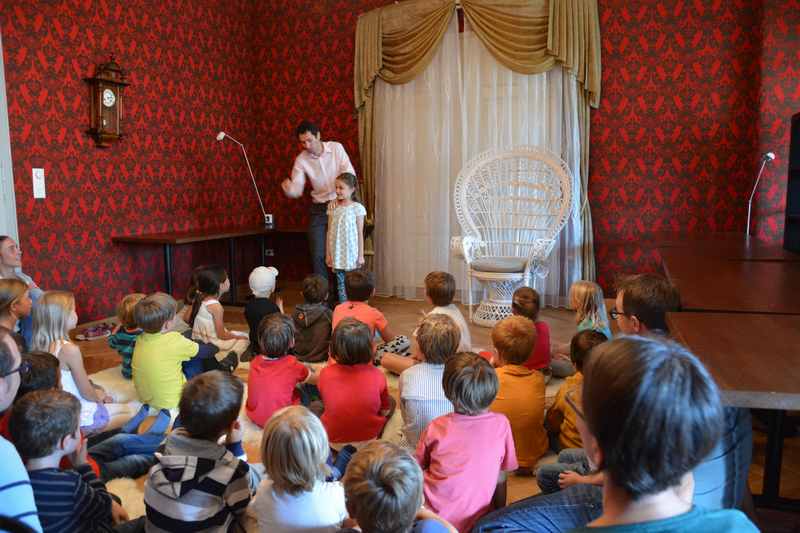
[281,120,355,279]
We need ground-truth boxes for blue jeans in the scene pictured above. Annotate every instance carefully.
[180,329,220,379]
[309,203,329,279]
[334,270,347,302]
[474,484,603,533]
[89,431,162,481]
[693,407,753,509]
[537,448,590,494]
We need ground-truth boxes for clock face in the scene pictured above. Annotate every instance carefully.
[102,88,116,108]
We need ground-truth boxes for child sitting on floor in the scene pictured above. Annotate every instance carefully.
[416,352,518,532]
[0,278,33,350]
[9,389,137,532]
[381,271,469,374]
[108,292,145,380]
[32,290,136,434]
[319,318,395,447]
[332,270,408,357]
[570,280,613,339]
[342,441,457,533]
[489,315,547,474]
[244,266,281,357]
[132,292,228,423]
[424,271,471,351]
[538,329,608,494]
[145,371,260,532]
[245,314,317,427]
[189,265,249,361]
[509,287,571,377]
[292,274,333,363]
[249,405,350,531]
[398,314,460,449]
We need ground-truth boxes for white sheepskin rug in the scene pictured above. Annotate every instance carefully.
[107,477,146,519]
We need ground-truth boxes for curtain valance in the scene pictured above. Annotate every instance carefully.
[354,0,601,279]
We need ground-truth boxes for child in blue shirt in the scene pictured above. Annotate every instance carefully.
[108,293,145,379]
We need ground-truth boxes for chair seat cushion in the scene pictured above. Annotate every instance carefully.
[471,256,527,273]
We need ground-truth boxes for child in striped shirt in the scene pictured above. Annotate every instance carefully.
[144,371,260,532]
[398,313,460,449]
[107,293,145,379]
[9,389,136,533]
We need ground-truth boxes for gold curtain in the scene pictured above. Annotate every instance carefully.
[354,0,601,278]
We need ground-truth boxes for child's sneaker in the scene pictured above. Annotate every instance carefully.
[219,351,239,373]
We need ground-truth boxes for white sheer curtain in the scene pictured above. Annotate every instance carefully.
[374,17,463,300]
[461,20,582,307]
[374,16,582,306]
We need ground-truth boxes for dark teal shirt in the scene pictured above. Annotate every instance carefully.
[570,507,757,533]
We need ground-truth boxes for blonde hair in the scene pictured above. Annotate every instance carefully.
[492,315,537,365]
[0,278,28,317]
[116,293,146,329]
[416,313,460,365]
[134,293,177,334]
[31,291,76,352]
[261,406,330,495]
[570,280,609,330]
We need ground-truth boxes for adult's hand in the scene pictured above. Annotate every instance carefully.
[281,178,302,199]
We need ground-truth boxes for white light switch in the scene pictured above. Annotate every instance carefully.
[32,168,45,199]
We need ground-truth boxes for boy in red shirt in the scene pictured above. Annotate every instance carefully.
[332,270,410,362]
[319,318,395,446]
[246,314,317,427]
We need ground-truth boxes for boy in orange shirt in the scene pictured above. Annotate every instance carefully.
[538,329,607,494]
[489,315,547,474]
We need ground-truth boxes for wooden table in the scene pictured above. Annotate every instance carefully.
[667,312,800,511]
[660,248,800,314]
[667,313,800,411]
[654,231,800,262]
[112,226,304,302]
[659,234,800,511]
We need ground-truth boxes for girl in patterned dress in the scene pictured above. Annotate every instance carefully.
[326,173,366,302]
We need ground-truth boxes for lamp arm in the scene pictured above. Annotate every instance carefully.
[746,159,768,238]
[238,144,268,224]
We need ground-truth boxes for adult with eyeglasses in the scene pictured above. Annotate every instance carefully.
[474,273,754,532]
[0,326,42,532]
[0,236,43,348]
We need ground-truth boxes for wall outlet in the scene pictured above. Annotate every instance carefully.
[32,168,46,199]
[264,249,275,257]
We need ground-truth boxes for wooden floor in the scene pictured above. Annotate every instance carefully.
[76,287,800,531]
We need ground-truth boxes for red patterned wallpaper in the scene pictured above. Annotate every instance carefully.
[1,1,266,319]
[248,0,391,229]
[753,0,800,242]
[3,0,796,318]
[589,0,763,288]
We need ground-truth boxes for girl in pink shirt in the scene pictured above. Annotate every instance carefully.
[415,352,518,532]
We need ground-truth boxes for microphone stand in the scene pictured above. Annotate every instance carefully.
[745,157,771,241]
[218,132,271,228]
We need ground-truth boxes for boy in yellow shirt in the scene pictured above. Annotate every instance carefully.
[132,292,219,420]
[538,329,608,493]
[489,315,547,473]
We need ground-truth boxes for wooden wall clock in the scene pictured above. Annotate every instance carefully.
[84,57,129,147]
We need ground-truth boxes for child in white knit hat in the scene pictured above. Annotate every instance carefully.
[245,267,282,359]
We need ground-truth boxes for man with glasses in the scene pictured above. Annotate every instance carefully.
[0,326,42,531]
[610,273,681,335]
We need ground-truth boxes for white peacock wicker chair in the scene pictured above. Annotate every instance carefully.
[452,146,574,327]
